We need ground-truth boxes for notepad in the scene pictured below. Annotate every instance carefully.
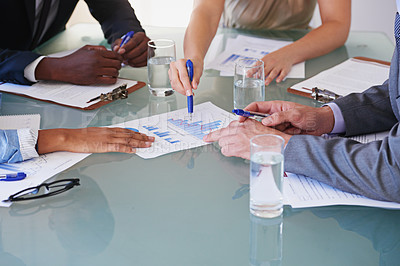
[287,57,390,100]
[0,114,41,133]
[0,78,143,110]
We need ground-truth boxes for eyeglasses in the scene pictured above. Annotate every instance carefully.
[4,178,80,202]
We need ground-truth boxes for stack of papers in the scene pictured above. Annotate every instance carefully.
[205,34,305,78]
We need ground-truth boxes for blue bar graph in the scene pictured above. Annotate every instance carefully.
[143,126,158,131]
[168,118,222,139]
[142,125,180,144]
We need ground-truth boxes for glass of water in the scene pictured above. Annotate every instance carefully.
[250,134,284,218]
[234,58,265,109]
[147,39,176,97]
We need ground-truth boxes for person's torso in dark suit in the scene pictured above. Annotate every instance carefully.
[0,0,79,51]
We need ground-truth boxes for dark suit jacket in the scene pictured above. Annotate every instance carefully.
[0,0,144,85]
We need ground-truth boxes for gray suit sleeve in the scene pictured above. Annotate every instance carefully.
[284,125,400,203]
[334,80,398,136]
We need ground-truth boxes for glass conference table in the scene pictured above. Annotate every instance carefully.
[0,24,399,266]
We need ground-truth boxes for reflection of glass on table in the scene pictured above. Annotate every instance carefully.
[249,213,283,266]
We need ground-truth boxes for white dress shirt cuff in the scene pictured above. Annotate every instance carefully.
[16,128,39,161]
[24,56,46,82]
[324,103,346,134]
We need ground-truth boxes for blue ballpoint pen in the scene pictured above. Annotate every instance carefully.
[186,59,194,119]
[232,109,270,118]
[0,172,27,182]
[119,31,135,48]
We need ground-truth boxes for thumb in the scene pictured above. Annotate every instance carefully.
[261,112,288,126]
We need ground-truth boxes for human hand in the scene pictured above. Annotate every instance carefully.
[239,101,334,136]
[261,49,294,86]
[113,32,150,67]
[168,58,203,96]
[36,45,123,85]
[37,127,155,154]
[203,119,291,160]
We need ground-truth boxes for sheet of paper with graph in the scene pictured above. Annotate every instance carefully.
[114,102,236,159]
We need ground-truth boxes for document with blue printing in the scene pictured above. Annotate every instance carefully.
[284,131,400,209]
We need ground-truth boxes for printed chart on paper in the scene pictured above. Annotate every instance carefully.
[116,102,236,159]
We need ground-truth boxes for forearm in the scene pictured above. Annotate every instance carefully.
[278,21,350,65]
[85,0,145,44]
[183,0,224,61]
[285,129,400,203]
[37,129,66,154]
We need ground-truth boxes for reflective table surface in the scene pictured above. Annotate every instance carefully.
[0,24,398,266]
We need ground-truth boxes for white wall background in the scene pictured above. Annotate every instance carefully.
[67,0,397,43]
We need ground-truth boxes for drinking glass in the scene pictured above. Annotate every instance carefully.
[234,58,265,109]
[147,39,176,97]
[250,134,284,218]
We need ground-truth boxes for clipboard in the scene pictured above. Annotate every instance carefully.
[287,57,390,103]
[0,79,146,111]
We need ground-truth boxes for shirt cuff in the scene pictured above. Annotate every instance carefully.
[324,103,346,134]
[17,128,39,161]
[24,56,46,82]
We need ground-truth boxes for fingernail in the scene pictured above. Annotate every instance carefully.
[131,148,136,153]
[148,136,155,141]
[203,135,209,141]
[262,117,272,125]
[145,141,153,146]
[186,90,191,96]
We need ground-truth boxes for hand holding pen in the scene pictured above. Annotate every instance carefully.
[168,58,203,96]
[113,31,150,67]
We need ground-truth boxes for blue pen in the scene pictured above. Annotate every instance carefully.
[0,172,27,182]
[119,31,135,48]
[232,109,270,118]
[186,59,194,119]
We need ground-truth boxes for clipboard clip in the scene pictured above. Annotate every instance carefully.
[87,84,128,103]
[310,87,342,103]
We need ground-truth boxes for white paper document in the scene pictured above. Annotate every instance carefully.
[284,130,400,209]
[0,114,41,133]
[290,58,390,96]
[113,102,236,159]
[0,78,137,109]
[205,34,305,78]
[0,152,90,207]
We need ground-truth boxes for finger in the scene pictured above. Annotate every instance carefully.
[275,68,288,83]
[127,52,147,67]
[97,68,119,78]
[108,128,155,141]
[100,50,123,61]
[95,76,118,84]
[262,111,292,127]
[283,127,302,135]
[176,62,193,96]
[84,45,107,51]
[192,65,203,90]
[265,69,279,86]
[168,62,186,95]
[125,38,148,59]
[220,141,247,158]
[203,121,241,142]
[122,32,146,51]
[110,137,153,148]
[274,122,291,132]
[105,143,136,154]
[113,39,123,53]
